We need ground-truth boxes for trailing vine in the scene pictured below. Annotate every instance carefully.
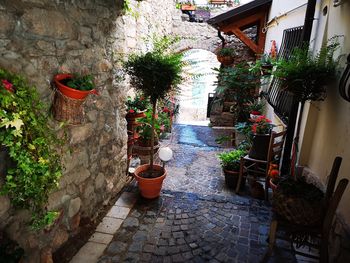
[0,68,62,229]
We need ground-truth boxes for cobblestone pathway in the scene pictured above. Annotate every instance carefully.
[98,125,297,263]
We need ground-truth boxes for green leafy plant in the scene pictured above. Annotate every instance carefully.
[218,149,246,171]
[248,100,265,115]
[215,63,259,121]
[124,36,183,173]
[0,68,62,228]
[234,122,253,144]
[31,211,60,230]
[272,37,340,102]
[249,54,275,75]
[217,47,235,57]
[66,74,95,91]
[126,92,149,114]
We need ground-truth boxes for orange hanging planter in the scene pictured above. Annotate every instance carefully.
[54,74,98,100]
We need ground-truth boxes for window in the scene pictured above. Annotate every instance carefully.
[263,26,304,123]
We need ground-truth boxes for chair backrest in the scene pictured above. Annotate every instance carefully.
[266,130,287,163]
[322,157,349,235]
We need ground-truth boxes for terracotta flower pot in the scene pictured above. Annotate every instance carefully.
[249,134,271,160]
[126,111,146,133]
[134,164,166,199]
[223,169,245,190]
[217,55,234,66]
[54,74,98,100]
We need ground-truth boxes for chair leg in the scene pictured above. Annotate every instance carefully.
[235,158,244,194]
[264,164,269,201]
[320,235,329,263]
[261,219,278,263]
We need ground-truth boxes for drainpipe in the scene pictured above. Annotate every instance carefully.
[301,0,317,43]
[282,0,317,175]
[218,30,225,48]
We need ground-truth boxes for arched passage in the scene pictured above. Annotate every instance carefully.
[175,49,220,125]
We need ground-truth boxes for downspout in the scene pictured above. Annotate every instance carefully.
[282,0,317,175]
[218,30,225,48]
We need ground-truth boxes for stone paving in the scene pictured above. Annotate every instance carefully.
[72,124,298,263]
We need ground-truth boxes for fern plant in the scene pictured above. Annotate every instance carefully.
[273,37,340,102]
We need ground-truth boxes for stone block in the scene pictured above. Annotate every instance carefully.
[0,12,15,35]
[71,167,90,185]
[69,213,81,232]
[70,241,107,263]
[114,192,137,208]
[52,227,69,251]
[21,8,73,39]
[68,197,81,218]
[96,217,123,234]
[95,173,105,189]
[63,148,89,173]
[70,123,94,145]
[40,247,53,263]
[47,190,66,211]
[0,195,10,217]
[106,206,130,219]
[89,232,114,244]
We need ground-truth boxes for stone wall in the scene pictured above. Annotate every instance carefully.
[0,0,127,261]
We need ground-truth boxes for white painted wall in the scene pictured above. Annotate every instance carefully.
[298,0,350,226]
[264,0,307,55]
[263,0,350,226]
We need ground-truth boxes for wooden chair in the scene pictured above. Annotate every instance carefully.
[261,157,349,263]
[235,130,287,200]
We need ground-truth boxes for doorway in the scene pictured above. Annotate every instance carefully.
[175,49,220,126]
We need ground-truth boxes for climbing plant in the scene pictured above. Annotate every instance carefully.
[0,68,62,229]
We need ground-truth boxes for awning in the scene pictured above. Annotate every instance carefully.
[207,0,272,54]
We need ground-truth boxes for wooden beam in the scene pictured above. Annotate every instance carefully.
[220,11,266,32]
[218,10,268,54]
[231,27,260,54]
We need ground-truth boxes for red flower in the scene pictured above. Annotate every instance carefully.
[270,169,279,178]
[163,107,170,113]
[2,79,14,93]
[252,124,257,133]
[251,111,261,115]
[129,109,135,113]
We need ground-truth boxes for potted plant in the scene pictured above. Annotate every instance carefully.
[53,73,98,124]
[215,64,259,122]
[126,93,149,133]
[133,110,161,164]
[218,149,246,189]
[248,100,265,120]
[217,47,235,66]
[272,39,339,102]
[54,73,98,100]
[250,54,274,76]
[248,115,274,160]
[272,176,324,226]
[124,37,183,198]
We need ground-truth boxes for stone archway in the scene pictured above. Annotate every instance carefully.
[176,48,220,125]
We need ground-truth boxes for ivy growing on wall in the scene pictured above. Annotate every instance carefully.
[0,68,62,229]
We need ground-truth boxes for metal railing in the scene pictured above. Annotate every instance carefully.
[263,26,304,124]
